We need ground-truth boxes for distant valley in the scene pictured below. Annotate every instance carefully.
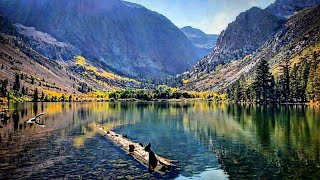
[181,26,219,58]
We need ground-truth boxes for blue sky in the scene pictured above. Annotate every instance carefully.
[125,0,275,34]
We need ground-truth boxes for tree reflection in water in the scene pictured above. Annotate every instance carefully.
[0,102,319,179]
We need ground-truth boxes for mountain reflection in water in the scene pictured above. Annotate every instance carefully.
[0,102,319,179]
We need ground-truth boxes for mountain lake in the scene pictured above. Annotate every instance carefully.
[0,102,319,179]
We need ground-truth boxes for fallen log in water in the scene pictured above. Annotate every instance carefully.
[27,113,46,127]
[93,123,178,174]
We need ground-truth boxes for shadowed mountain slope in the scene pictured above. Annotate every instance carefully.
[0,0,198,78]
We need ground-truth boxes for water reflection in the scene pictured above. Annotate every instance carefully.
[0,102,319,179]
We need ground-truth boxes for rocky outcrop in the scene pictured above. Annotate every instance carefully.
[214,7,284,62]
[14,24,80,60]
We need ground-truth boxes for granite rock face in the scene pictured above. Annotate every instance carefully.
[214,7,285,63]
[14,24,81,61]
[188,7,285,76]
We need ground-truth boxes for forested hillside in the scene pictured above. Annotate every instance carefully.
[227,49,320,103]
[227,6,320,103]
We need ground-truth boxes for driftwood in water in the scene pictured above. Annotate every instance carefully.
[93,123,178,174]
[27,113,45,127]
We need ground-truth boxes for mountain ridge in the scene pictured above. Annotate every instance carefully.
[0,0,199,78]
[181,6,285,82]
[180,5,320,92]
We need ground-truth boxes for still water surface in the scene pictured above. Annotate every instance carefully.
[0,102,319,179]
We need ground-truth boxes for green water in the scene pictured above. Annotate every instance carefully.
[0,102,319,179]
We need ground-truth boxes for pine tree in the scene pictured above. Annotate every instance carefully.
[234,80,243,102]
[33,88,38,102]
[274,78,282,103]
[0,79,8,97]
[298,59,310,102]
[280,61,290,102]
[227,88,234,101]
[31,76,35,84]
[306,52,319,102]
[314,63,320,101]
[13,74,21,92]
[253,58,273,102]
[41,92,45,101]
[21,86,26,95]
[290,64,299,102]
[269,75,275,102]
[61,94,65,102]
[245,86,255,102]
[7,91,10,102]
[25,87,29,95]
